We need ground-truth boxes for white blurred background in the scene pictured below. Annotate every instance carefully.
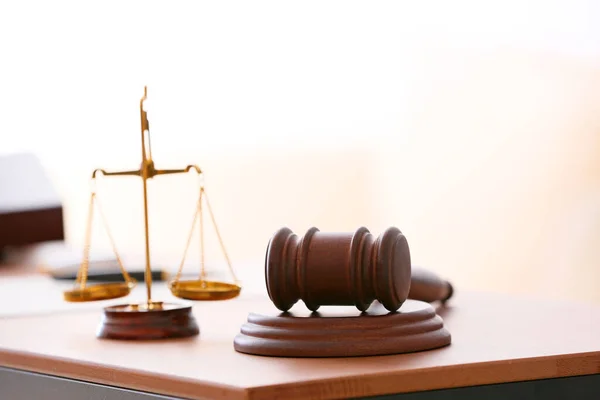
[1,0,599,302]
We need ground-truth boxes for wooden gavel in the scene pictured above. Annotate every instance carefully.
[265,227,453,312]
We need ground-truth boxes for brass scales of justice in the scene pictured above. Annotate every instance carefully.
[62,87,240,340]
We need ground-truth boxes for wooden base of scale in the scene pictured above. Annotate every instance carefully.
[234,299,451,358]
[97,302,199,340]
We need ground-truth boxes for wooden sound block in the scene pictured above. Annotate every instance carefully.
[233,299,451,357]
[97,302,199,340]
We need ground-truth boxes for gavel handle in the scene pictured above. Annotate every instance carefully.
[408,266,454,304]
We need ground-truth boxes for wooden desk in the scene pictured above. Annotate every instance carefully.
[0,277,599,400]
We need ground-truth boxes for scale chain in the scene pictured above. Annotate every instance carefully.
[76,191,95,289]
[199,188,205,280]
[173,182,238,285]
[203,189,238,284]
[75,179,133,289]
[94,187,133,284]
[174,190,203,283]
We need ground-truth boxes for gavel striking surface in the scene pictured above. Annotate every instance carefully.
[233,299,450,357]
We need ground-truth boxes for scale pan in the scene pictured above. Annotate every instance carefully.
[63,281,136,302]
[169,280,241,300]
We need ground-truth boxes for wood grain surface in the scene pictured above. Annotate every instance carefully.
[233,299,451,357]
[0,278,599,400]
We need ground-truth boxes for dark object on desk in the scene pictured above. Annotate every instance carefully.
[234,226,452,358]
[0,153,64,250]
[49,260,166,282]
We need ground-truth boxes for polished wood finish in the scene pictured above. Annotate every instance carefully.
[1,278,599,400]
[266,226,412,312]
[266,227,453,313]
[234,299,451,357]
[244,227,453,357]
[410,266,453,304]
[97,302,199,340]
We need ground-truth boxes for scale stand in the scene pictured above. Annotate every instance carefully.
[63,87,241,340]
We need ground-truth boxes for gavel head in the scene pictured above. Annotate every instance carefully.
[265,226,411,312]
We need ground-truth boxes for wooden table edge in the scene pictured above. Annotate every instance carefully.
[2,347,599,400]
[247,351,600,400]
[0,348,247,400]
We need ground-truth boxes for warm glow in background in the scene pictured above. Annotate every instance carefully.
[1,1,599,302]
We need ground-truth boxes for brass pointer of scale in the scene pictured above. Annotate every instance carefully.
[63,87,241,340]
